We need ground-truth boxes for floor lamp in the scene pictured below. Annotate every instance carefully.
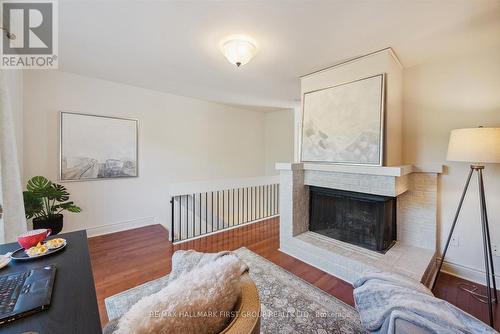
[432,127,500,328]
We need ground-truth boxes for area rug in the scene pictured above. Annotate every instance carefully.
[105,247,366,333]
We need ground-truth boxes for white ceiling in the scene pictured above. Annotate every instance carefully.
[59,0,500,109]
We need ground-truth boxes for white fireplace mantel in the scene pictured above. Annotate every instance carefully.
[275,162,443,176]
[276,162,443,198]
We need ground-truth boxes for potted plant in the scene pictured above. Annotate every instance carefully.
[23,176,81,235]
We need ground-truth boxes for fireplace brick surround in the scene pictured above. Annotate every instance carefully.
[276,162,443,286]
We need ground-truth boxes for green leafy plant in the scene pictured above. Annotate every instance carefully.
[23,176,81,220]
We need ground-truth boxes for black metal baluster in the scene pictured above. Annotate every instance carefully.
[269,184,273,216]
[271,185,274,216]
[205,192,208,235]
[217,191,220,231]
[247,187,252,222]
[266,184,269,217]
[199,193,201,236]
[270,184,272,216]
[276,184,278,214]
[178,196,181,240]
[251,187,253,221]
[274,184,277,215]
[170,198,174,241]
[232,189,235,227]
[185,195,188,241]
[262,185,265,218]
[261,186,263,219]
[252,186,255,221]
[250,187,252,221]
[258,186,260,219]
[277,185,279,213]
[211,192,214,233]
[192,194,195,238]
[260,185,263,218]
[273,184,275,215]
[265,185,268,217]
[255,186,257,221]
[255,186,258,219]
[257,186,260,219]
[266,185,271,217]
[249,187,252,221]
[271,185,274,215]
[270,185,272,216]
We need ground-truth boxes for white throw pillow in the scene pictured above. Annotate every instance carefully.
[114,254,246,334]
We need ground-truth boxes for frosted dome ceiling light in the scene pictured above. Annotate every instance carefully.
[221,38,257,67]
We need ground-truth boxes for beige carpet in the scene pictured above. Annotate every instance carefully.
[105,247,366,333]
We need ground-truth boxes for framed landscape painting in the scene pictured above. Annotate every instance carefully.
[301,74,385,166]
[60,112,138,181]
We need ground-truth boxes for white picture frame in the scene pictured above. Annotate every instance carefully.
[301,74,385,166]
[59,112,139,181]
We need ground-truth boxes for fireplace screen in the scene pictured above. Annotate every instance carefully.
[309,187,396,253]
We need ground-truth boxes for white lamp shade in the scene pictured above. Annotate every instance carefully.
[221,39,257,67]
[447,127,500,163]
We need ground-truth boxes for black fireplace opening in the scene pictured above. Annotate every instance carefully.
[309,186,396,253]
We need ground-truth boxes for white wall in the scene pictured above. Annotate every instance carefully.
[23,70,281,236]
[264,109,294,175]
[403,44,500,283]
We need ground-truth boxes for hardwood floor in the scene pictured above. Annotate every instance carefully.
[434,271,499,329]
[88,218,499,330]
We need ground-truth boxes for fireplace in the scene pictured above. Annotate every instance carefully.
[309,186,396,253]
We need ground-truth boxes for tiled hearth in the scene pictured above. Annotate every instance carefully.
[276,162,443,286]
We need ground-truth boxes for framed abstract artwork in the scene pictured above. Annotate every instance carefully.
[301,74,385,166]
[59,112,138,181]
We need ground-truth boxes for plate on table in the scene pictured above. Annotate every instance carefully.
[10,239,67,261]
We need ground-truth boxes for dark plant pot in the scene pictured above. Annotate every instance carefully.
[33,214,64,235]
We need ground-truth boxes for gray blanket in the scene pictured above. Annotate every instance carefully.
[353,270,498,334]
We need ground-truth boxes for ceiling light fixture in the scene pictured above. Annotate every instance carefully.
[220,37,257,68]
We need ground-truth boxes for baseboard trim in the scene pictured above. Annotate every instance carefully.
[440,258,500,286]
[85,216,157,238]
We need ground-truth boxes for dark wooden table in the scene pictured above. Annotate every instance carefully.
[0,230,102,333]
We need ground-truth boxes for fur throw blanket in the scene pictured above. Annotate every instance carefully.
[113,251,247,334]
[169,250,238,281]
